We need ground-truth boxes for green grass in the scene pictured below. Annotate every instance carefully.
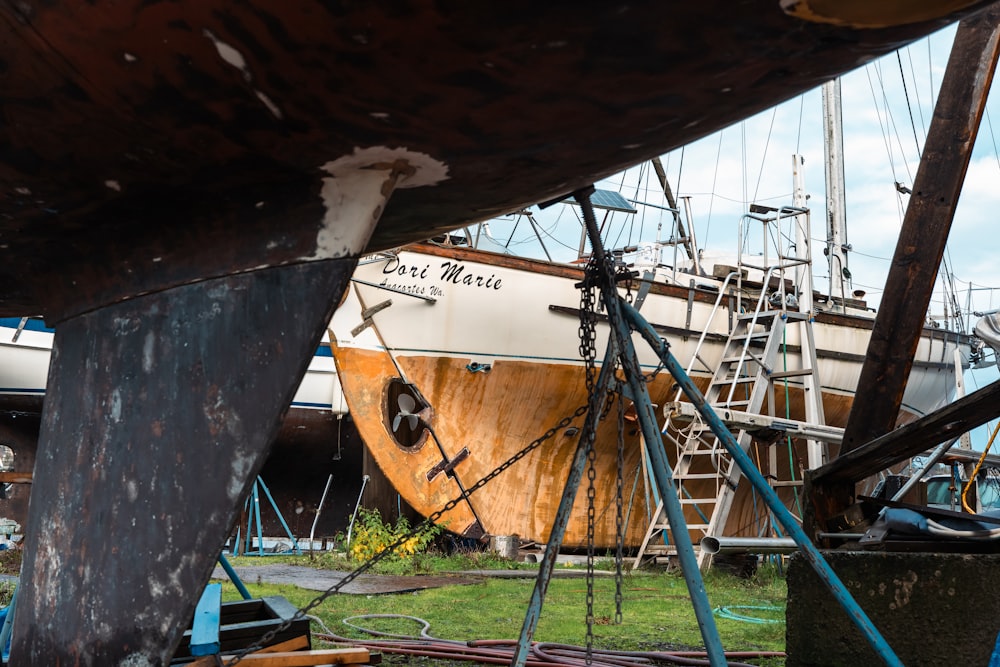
[215,555,787,665]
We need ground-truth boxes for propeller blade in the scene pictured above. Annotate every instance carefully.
[407,414,419,430]
[398,393,416,413]
[392,414,402,432]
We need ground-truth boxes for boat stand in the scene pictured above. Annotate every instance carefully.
[232,476,302,556]
[512,187,904,667]
[513,189,726,666]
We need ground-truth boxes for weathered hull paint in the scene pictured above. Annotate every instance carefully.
[12,260,354,666]
[0,2,993,320]
[0,325,361,537]
[332,245,971,548]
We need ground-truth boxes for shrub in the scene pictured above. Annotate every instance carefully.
[348,509,442,563]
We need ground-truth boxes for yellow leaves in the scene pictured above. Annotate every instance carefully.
[346,508,442,563]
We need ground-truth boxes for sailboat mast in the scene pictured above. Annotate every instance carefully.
[822,79,850,308]
[792,154,813,314]
[650,157,700,271]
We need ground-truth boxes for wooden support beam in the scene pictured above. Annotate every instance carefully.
[0,472,31,484]
[811,7,1000,531]
[813,380,1000,485]
[841,6,1000,456]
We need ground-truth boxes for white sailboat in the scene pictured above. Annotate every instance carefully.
[330,145,979,549]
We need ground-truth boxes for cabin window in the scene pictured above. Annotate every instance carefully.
[385,379,430,450]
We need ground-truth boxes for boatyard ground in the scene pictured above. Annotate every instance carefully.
[215,552,787,665]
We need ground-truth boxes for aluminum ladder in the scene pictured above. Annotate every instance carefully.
[634,301,826,569]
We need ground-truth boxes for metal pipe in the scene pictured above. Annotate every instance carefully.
[217,553,252,601]
[575,188,726,666]
[309,473,335,550]
[883,436,961,515]
[622,299,903,667]
[346,474,371,548]
[701,537,798,555]
[251,483,265,556]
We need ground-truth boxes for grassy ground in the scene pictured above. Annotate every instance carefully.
[218,553,787,665]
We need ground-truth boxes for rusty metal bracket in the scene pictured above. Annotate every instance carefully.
[425,447,470,482]
[351,299,393,336]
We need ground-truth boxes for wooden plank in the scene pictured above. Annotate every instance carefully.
[840,8,1000,455]
[188,648,370,666]
[0,472,31,484]
[811,7,1000,532]
[811,379,1000,485]
[189,584,222,657]
[256,636,310,654]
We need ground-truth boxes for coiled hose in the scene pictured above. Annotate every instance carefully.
[309,613,784,666]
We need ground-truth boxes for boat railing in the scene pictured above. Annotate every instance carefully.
[721,265,783,405]
[666,270,742,407]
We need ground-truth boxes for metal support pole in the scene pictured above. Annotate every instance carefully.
[256,477,302,555]
[346,475,371,548]
[309,474,335,550]
[511,341,620,667]
[217,553,252,601]
[575,189,726,666]
[252,484,265,556]
[622,300,903,667]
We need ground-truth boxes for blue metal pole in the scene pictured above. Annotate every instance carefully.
[256,477,302,554]
[218,553,253,601]
[575,190,726,666]
[622,300,904,667]
[511,340,620,667]
[0,585,16,661]
[252,482,264,556]
[243,494,253,555]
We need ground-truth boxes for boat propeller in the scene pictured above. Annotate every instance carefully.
[392,393,421,433]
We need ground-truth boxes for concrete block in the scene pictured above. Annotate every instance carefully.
[786,551,1000,666]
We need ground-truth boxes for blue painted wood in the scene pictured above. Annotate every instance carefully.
[190,583,222,657]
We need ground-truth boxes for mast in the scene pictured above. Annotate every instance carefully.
[822,79,850,309]
[651,156,700,275]
[792,154,813,314]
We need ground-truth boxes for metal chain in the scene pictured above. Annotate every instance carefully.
[579,261,599,395]
[614,381,625,625]
[224,403,588,665]
[585,426,596,665]
[581,260,602,666]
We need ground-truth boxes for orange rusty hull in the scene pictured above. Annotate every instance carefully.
[333,345,866,548]
[329,244,970,549]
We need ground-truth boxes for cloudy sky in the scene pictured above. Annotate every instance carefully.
[475,22,1000,441]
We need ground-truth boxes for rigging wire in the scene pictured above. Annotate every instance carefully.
[896,50,924,158]
[905,45,928,140]
[703,133,722,249]
[795,94,805,155]
[751,107,778,204]
[865,66,903,194]
[872,60,915,185]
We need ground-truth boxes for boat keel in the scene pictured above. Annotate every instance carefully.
[11,260,355,665]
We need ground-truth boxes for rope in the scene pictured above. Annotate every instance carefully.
[961,420,1000,512]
